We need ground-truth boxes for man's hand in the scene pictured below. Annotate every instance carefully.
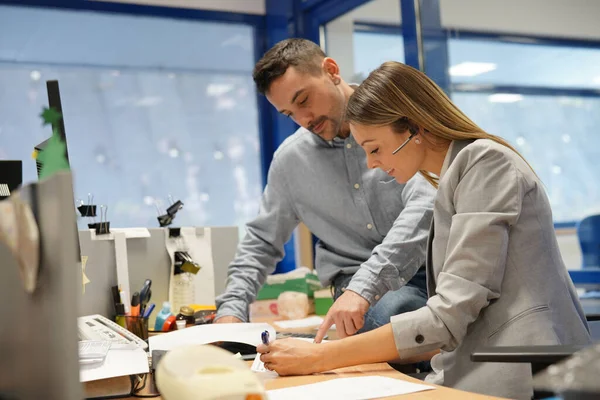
[315,290,370,343]
[214,315,243,324]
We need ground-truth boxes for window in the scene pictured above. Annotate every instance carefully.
[353,28,405,82]
[449,37,600,223]
[449,38,600,89]
[452,93,600,222]
[0,5,262,231]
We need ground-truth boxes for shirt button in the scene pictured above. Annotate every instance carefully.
[354,183,360,189]
[374,295,381,301]
[367,223,373,230]
[346,143,352,149]
[415,334,425,344]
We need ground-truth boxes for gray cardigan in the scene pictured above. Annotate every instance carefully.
[390,139,591,399]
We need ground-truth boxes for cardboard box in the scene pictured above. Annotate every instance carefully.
[249,299,279,321]
[314,288,334,316]
[249,298,316,322]
[256,272,322,301]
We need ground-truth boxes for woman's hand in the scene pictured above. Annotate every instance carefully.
[256,338,328,376]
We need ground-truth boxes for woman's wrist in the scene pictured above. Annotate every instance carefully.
[313,341,343,372]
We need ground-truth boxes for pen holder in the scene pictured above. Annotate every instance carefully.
[122,316,149,341]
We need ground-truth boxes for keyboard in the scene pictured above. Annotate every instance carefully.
[79,340,111,360]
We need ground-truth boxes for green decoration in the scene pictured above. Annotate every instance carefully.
[40,107,63,127]
[37,107,70,179]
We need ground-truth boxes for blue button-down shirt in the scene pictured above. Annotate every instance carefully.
[216,128,435,321]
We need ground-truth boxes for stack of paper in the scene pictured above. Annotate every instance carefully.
[80,347,149,382]
[149,322,276,351]
[274,316,324,329]
[266,376,434,400]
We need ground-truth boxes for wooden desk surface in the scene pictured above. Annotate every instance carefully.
[85,319,505,400]
[90,361,503,400]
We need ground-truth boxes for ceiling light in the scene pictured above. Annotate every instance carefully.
[562,134,571,143]
[488,94,523,103]
[449,62,496,77]
[30,70,41,81]
[515,136,526,146]
[552,165,562,175]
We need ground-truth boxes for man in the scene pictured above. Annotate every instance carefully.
[215,38,435,343]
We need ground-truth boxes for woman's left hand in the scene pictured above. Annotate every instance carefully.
[257,338,328,376]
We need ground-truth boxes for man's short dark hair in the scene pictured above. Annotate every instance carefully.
[253,38,326,95]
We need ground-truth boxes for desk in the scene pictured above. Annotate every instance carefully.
[87,361,504,399]
[84,320,506,400]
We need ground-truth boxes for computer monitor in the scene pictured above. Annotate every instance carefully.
[34,80,82,252]
[0,172,82,399]
[35,80,70,177]
[0,160,22,200]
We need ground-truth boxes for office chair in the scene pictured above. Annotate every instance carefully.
[569,215,600,300]
[471,218,600,398]
[471,312,600,399]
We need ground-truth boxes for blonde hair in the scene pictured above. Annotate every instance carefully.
[346,61,529,188]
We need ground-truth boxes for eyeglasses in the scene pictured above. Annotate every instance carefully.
[392,132,417,155]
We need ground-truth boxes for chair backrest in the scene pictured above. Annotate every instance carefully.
[577,214,600,269]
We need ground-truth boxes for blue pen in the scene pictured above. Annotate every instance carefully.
[143,303,155,318]
[261,330,270,345]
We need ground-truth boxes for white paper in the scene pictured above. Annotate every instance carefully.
[184,227,215,305]
[114,232,131,306]
[149,322,276,352]
[250,355,279,378]
[165,231,193,313]
[266,376,435,400]
[274,316,324,329]
[79,348,149,382]
[89,227,151,241]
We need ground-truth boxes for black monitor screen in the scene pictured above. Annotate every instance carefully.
[0,160,23,199]
[35,80,70,177]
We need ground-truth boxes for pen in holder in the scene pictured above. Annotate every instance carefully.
[123,315,149,341]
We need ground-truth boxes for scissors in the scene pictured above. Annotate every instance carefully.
[139,279,152,316]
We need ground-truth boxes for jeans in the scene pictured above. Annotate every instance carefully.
[332,267,431,372]
[331,267,428,332]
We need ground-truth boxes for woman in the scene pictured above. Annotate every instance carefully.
[257,62,591,399]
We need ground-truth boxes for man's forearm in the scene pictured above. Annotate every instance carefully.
[215,299,249,322]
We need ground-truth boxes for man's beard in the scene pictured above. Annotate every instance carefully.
[308,116,341,140]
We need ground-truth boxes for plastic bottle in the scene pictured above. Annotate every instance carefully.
[154,301,172,332]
